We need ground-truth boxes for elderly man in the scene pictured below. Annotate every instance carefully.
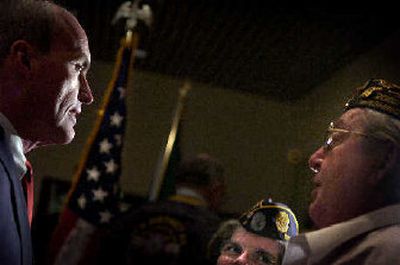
[283,79,400,264]
[0,1,93,264]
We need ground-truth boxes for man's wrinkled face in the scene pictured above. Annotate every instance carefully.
[29,10,93,145]
[308,108,382,228]
[217,227,282,265]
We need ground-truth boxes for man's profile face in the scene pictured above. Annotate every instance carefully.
[307,108,380,228]
[29,10,93,145]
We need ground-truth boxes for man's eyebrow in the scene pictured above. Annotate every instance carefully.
[222,239,236,246]
[332,119,346,128]
[81,59,90,70]
[72,53,90,68]
[254,248,273,255]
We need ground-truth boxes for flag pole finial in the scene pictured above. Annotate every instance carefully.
[112,1,153,32]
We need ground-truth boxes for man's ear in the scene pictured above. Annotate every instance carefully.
[369,143,399,185]
[9,40,36,79]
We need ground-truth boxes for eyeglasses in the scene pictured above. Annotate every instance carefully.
[220,241,279,265]
[323,122,371,152]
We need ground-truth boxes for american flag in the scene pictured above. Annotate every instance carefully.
[49,33,137,265]
[67,50,130,225]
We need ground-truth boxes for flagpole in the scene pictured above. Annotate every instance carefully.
[148,81,191,202]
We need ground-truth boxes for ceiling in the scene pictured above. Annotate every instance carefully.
[58,0,400,101]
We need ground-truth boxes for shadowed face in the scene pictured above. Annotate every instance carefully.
[308,108,384,228]
[28,7,93,145]
[217,227,282,265]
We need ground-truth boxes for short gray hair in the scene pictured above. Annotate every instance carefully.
[0,0,55,64]
[207,219,241,262]
[361,108,400,149]
[361,108,400,203]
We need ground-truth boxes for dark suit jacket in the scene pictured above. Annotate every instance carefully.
[0,127,32,265]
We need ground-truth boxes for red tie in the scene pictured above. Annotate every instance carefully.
[22,160,34,226]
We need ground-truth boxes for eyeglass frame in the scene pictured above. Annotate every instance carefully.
[323,121,382,152]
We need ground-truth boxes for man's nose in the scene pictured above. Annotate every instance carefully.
[234,251,252,265]
[308,146,325,173]
[78,74,93,105]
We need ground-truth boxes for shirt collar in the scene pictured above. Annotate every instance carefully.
[0,112,27,179]
[176,187,206,202]
[306,203,400,262]
[283,203,400,264]
[168,186,207,207]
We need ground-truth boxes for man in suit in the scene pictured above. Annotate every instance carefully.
[0,1,93,264]
[283,79,400,264]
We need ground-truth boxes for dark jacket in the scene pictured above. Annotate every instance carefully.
[97,196,221,265]
[0,127,32,265]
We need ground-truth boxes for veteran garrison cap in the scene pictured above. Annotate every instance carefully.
[238,198,298,241]
[344,78,400,120]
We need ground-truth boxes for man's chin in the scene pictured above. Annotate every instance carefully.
[47,129,75,146]
[309,203,336,229]
[61,131,75,145]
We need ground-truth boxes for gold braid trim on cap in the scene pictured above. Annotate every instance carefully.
[345,79,400,120]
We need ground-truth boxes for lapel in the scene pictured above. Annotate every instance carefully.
[0,127,32,263]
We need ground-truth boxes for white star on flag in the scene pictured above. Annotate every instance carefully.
[99,210,113,223]
[78,195,87,209]
[110,112,123,127]
[104,159,118,174]
[86,167,100,182]
[117,86,126,99]
[99,138,113,154]
[93,188,108,202]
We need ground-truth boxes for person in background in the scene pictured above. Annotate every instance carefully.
[209,198,299,265]
[97,153,226,265]
[283,79,400,264]
[0,1,93,264]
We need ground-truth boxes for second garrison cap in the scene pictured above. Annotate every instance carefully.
[239,198,298,241]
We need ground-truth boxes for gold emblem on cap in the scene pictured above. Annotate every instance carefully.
[360,86,383,98]
[275,211,290,239]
